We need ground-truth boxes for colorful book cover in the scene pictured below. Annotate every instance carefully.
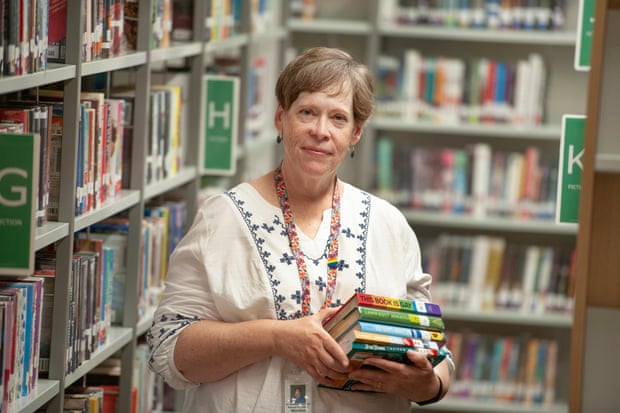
[327,306,446,340]
[355,321,446,343]
[324,292,442,332]
[338,329,441,352]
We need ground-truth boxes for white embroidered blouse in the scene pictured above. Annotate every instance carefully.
[147,182,450,413]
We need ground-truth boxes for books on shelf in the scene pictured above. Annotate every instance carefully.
[375,139,558,221]
[47,0,126,63]
[379,0,565,31]
[0,275,45,409]
[374,50,547,127]
[421,233,575,313]
[447,330,558,405]
[21,89,127,218]
[322,293,448,390]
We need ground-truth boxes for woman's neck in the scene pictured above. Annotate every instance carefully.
[277,163,339,239]
[249,164,341,239]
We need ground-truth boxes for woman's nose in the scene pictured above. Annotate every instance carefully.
[313,115,329,137]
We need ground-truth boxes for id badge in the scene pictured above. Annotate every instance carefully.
[284,368,313,413]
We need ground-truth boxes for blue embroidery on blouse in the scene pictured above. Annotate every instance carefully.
[226,187,371,320]
[315,277,326,292]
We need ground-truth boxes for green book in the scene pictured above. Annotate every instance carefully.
[321,343,448,390]
[330,306,445,337]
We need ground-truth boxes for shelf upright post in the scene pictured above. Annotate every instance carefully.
[357,0,381,191]
[116,0,153,411]
[182,0,208,223]
[570,0,620,411]
[237,0,253,178]
[45,1,84,412]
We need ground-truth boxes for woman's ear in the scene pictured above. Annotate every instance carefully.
[351,123,364,146]
[274,105,284,130]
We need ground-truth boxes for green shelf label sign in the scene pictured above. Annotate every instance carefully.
[0,133,39,275]
[201,74,239,176]
[575,0,595,71]
[556,115,585,224]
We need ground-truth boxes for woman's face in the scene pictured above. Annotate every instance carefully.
[275,88,363,179]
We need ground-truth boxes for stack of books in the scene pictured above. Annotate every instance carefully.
[322,293,448,390]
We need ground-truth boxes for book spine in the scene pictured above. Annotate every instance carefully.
[359,306,445,330]
[357,321,445,342]
[351,330,441,350]
[356,293,442,316]
[348,342,447,366]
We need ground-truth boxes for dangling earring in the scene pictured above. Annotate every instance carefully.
[349,144,356,159]
[276,134,282,144]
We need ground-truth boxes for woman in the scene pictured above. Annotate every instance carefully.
[148,47,453,412]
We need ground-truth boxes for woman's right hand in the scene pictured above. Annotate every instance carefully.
[272,307,351,385]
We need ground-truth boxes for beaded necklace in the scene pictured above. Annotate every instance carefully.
[274,165,341,316]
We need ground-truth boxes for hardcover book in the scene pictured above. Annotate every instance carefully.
[326,305,445,337]
[322,343,448,390]
[338,329,441,352]
[324,292,442,332]
[338,320,446,344]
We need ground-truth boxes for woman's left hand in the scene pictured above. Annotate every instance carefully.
[346,350,442,401]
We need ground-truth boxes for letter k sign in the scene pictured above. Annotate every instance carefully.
[568,145,584,174]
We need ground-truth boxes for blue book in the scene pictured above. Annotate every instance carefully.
[356,321,446,343]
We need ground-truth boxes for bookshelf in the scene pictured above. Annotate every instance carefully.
[0,1,286,412]
[286,0,589,412]
[569,0,620,411]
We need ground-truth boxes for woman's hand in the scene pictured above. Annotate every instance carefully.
[346,350,445,402]
[273,307,352,385]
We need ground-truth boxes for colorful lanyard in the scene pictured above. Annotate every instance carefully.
[274,165,341,316]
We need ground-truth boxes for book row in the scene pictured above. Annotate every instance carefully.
[0,81,185,224]
[203,0,278,41]
[421,233,574,313]
[1,0,49,76]
[0,276,45,411]
[0,93,125,223]
[34,342,164,412]
[0,103,55,227]
[375,139,558,221]
[143,0,277,47]
[376,50,546,126]
[84,199,186,324]
[124,0,178,51]
[380,0,566,31]
[446,330,558,405]
[111,84,184,188]
[35,241,115,377]
[2,0,280,76]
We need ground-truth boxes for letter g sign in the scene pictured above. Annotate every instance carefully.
[0,168,28,207]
